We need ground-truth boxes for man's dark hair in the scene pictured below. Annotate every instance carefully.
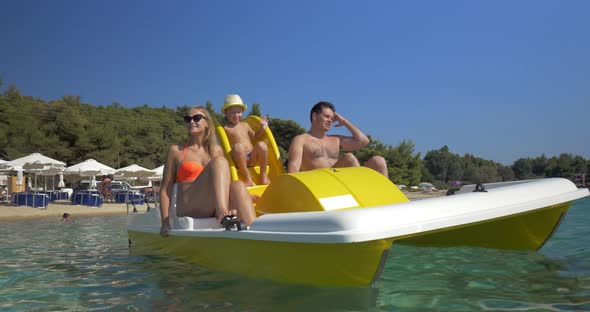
[310,101,335,122]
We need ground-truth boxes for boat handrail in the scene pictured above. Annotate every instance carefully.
[168,184,199,229]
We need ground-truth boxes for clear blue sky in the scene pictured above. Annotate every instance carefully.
[1,0,588,164]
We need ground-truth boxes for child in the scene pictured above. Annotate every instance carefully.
[222,94,270,186]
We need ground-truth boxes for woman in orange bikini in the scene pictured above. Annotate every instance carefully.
[159,105,255,237]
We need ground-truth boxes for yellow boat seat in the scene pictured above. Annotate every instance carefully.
[215,116,285,186]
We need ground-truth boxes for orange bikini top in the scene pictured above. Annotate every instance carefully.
[176,144,205,183]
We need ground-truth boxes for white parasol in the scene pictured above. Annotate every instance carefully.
[27,165,65,190]
[146,165,164,181]
[0,153,66,171]
[64,159,115,176]
[64,159,116,190]
[0,153,66,191]
[58,173,65,188]
[115,164,155,179]
[15,166,24,186]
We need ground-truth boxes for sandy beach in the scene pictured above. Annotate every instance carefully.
[0,200,151,221]
[403,189,447,200]
[0,190,445,221]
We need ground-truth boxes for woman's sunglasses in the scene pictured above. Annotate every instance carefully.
[183,114,207,123]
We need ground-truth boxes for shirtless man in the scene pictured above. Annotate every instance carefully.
[100,175,112,202]
[222,94,270,186]
[287,101,388,177]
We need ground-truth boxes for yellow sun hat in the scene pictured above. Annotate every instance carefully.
[221,94,248,113]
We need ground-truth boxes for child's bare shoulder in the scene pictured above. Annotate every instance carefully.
[224,122,247,138]
[233,121,251,132]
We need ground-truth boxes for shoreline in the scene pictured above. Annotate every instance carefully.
[0,190,445,221]
[403,189,447,200]
[0,201,150,221]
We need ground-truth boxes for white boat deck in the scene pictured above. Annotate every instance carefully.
[127,178,589,244]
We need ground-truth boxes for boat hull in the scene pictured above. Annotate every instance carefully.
[127,162,589,286]
[129,230,393,287]
[399,202,571,250]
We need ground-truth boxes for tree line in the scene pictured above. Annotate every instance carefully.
[1,82,588,189]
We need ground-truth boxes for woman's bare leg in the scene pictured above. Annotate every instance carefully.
[229,180,256,226]
[177,157,231,220]
[209,157,232,221]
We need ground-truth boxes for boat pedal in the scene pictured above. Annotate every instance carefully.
[473,183,488,192]
[221,215,242,231]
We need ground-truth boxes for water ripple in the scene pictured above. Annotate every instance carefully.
[0,197,588,311]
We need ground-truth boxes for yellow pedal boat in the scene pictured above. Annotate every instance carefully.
[127,116,590,287]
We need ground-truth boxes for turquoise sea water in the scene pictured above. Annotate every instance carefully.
[1,197,589,311]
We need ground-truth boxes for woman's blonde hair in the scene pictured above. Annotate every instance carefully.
[191,105,217,157]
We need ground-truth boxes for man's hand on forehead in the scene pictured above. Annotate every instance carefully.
[333,112,345,127]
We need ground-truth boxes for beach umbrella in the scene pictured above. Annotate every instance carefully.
[64,159,115,176]
[0,160,6,188]
[0,160,23,185]
[115,164,155,178]
[0,153,66,191]
[64,159,116,190]
[9,165,24,186]
[0,160,24,186]
[16,166,23,185]
[58,173,65,188]
[153,165,164,178]
[0,152,66,171]
[27,164,65,178]
[146,165,164,181]
[0,159,6,176]
[27,165,64,191]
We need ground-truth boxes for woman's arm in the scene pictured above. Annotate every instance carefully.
[212,145,225,158]
[159,145,178,237]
